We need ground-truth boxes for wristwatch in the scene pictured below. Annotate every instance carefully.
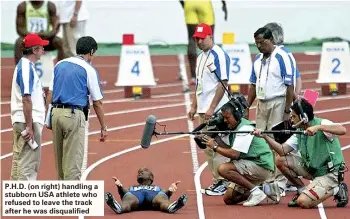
[213,142,218,152]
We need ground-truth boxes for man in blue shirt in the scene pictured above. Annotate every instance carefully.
[46,36,107,180]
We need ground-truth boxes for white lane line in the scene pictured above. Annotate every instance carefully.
[179,53,199,173]
[194,162,208,219]
[0,82,183,105]
[77,134,189,219]
[1,63,183,70]
[1,103,349,137]
[0,103,188,133]
[179,53,203,219]
[0,115,187,160]
[317,144,350,219]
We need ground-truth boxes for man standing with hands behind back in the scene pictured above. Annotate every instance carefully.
[188,23,231,196]
[46,36,107,180]
[247,27,294,131]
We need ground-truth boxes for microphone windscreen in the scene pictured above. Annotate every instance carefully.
[192,123,207,132]
[141,115,157,149]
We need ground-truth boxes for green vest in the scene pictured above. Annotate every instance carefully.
[297,117,344,177]
[26,1,50,33]
[229,118,275,172]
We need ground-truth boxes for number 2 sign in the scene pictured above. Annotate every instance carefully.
[331,58,341,74]
[316,42,350,84]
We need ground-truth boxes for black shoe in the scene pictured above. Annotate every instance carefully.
[105,192,123,214]
[168,194,188,213]
[288,193,300,207]
[334,183,348,207]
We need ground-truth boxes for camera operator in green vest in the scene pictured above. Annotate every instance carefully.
[252,98,348,208]
[14,1,65,64]
[201,99,280,207]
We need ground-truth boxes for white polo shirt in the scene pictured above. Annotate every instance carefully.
[11,58,46,125]
[196,44,231,113]
[56,0,89,23]
[249,46,294,100]
[278,45,301,87]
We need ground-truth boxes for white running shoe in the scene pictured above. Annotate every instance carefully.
[243,189,267,207]
[262,182,281,203]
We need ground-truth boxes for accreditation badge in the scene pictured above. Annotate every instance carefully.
[257,86,266,99]
[196,80,203,95]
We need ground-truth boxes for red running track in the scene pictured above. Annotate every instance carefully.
[1,54,349,219]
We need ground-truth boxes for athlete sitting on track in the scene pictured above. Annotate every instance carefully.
[105,168,188,214]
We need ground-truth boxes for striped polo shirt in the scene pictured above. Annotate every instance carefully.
[249,46,294,100]
[49,56,103,107]
[11,57,46,125]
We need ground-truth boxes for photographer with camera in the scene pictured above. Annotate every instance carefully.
[188,23,231,196]
[201,100,280,207]
[252,98,348,208]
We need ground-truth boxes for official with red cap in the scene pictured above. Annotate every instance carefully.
[188,23,232,196]
[10,33,48,180]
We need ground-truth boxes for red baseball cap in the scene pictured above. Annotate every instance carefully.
[192,23,213,39]
[23,33,49,48]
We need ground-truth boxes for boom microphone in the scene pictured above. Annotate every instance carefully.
[192,123,207,132]
[292,118,306,128]
[140,115,157,149]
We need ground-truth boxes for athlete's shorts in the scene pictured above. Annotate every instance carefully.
[124,186,168,207]
[184,1,215,25]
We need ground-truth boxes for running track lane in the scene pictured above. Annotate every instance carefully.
[1,54,349,219]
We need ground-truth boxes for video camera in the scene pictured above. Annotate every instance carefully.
[193,94,249,149]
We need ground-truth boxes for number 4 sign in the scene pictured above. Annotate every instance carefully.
[131,61,140,76]
[115,45,157,86]
[317,42,350,83]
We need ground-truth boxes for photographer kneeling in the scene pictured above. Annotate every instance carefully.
[201,101,280,207]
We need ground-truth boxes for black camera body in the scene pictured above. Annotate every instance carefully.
[193,94,248,150]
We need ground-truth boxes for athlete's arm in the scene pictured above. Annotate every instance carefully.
[179,1,184,8]
[163,181,181,198]
[112,177,129,199]
[117,186,129,200]
[16,2,27,37]
[222,1,228,21]
[46,1,59,38]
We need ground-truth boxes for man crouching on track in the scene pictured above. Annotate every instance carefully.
[105,168,188,214]
[252,98,348,208]
[201,101,280,206]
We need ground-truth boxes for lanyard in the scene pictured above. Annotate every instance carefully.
[196,50,211,80]
[257,56,271,87]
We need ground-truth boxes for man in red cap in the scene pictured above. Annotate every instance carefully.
[188,23,232,196]
[10,33,49,180]
[179,1,228,84]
